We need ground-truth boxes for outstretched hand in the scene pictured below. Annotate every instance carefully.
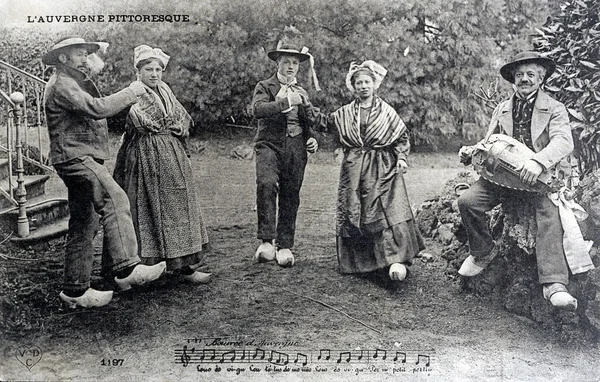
[128,81,146,97]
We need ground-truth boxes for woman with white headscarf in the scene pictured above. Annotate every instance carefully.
[322,61,424,281]
[113,45,211,283]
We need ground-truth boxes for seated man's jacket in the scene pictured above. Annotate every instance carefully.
[483,90,574,177]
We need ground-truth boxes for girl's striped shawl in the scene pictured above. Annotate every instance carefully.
[331,96,406,148]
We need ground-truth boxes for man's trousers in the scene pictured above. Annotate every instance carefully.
[457,178,569,285]
[255,135,307,249]
[55,156,140,292]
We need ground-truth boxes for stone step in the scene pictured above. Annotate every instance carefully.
[10,215,69,245]
[0,158,9,181]
[0,197,69,233]
[0,157,49,180]
[0,193,48,215]
[0,174,50,209]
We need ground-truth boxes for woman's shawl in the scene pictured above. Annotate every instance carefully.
[333,96,414,233]
[127,81,192,137]
[331,96,406,148]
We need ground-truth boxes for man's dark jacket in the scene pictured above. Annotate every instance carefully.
[251,74,318,143]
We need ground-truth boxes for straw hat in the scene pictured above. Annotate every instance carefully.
[42,36,100,65]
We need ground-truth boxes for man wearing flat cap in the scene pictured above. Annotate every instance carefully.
[43,36,166,309]
[251,42,321,267]
[457,51,581,310]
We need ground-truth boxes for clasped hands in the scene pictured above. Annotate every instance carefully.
[288,91,317,153]
[459,145,543,186]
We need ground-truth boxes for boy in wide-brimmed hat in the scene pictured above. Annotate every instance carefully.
[251,42,321,267]
[457,51,590,311]
[43,36,166,309]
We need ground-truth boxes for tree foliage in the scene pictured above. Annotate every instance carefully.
[0,0,551,149]
[533,0,600,175]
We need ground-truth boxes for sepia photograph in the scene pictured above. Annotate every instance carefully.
[0,0,599,380]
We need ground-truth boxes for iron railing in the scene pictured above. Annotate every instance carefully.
[0,59,52,176]
[0,60,52,237]
[0,89,16,205]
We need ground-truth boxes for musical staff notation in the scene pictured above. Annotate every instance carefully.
[269,350,289,365]
[393,351,407,363]
[253,348,265,360]
[294,352,308,366]
[174,347,435,367]
[337,351,351,364]
[373,349,387,361]
[317,349,330,361]
[416,354,431,367]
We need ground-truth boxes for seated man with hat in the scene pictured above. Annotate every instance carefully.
[251,42,321,267]
[43,36,166,308]
[457,51,582,310]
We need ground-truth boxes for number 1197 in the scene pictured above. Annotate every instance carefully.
[101,359,124,366]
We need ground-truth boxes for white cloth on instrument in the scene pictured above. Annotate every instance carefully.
[548,188,595,274]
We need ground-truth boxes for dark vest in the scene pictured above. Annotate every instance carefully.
[512,92,537,151]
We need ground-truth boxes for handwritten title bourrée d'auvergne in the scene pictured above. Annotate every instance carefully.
[26,15,191,23]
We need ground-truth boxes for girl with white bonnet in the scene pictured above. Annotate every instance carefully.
[318,60,424,282]
[113,45,211,284]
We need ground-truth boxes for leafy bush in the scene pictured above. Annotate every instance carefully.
[0,0,551,149]
[533,0,600,174]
